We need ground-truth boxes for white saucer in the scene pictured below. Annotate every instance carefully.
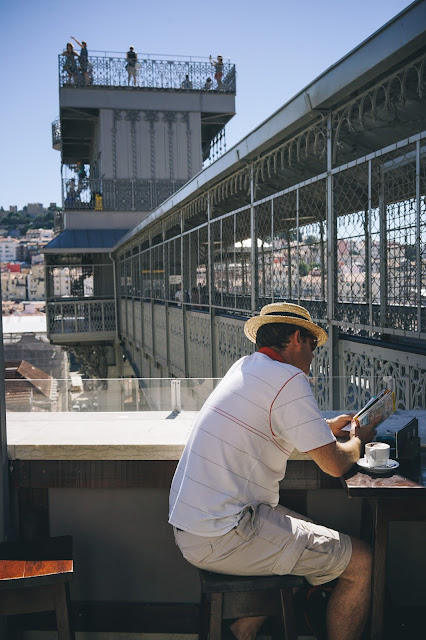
[356,458,399,473]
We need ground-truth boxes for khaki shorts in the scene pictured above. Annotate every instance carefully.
[174,504,352,586]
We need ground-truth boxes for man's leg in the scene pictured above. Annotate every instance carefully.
[326,537,372,640]
[229,616,267,640]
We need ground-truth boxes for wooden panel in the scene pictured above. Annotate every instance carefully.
[12,460,177,489]
[18,488,49,539]
[11,602,200,633]
[0,584,54,615]
[12,459,341,491]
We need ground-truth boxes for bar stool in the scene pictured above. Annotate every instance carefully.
[0,535,74,639]
[199,570,305,640]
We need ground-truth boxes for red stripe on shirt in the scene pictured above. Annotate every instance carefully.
[209,407,269,442]
[269,372,303,437]
[208,405,292,455]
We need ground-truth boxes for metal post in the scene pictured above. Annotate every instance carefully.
[207,192,217,377]
[163,226,171,375]
[0,278,10,542]
[415,140,422,333]
[287,230,292,298]
[65,374,69,413]
[234,213,237,310]
[326,113,340,409]
[271,199,275,303]
[296,188,300,304]
[367,160,373,328]
[220,219,224,308]
[379,166,387,330]
[181,212,189,377]
[250,164,258,312]
[149,238,156,370]
[320,220,326,301]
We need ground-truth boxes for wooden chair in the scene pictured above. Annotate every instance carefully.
[199,570,305,640]
[0,535,74,639]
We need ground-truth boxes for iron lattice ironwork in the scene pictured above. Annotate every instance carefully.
[62,177,188,211]
[58,54,236,93]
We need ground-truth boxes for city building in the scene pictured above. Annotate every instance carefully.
[1,270,27,301]
[0,237,20,262]
[25,228,54,241]
[27,264,46,300]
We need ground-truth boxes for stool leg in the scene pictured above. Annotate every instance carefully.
[209,592,223,640]
[199,592,210,640]
[280,588,298,640]
[53,583,74,640]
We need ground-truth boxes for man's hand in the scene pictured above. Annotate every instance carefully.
[350,416,381,445]
[310,415,381,477]
[326,414,355,437]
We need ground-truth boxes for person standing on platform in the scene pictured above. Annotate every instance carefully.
[71,36,89,84]
[169,302,379,640]
[174,283,183,307]
[181,74,193,89]
[126,46,138,86]
[62,43,79,84]
[209,54,224,89]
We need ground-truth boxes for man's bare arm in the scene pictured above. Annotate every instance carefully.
[307,418,379,477]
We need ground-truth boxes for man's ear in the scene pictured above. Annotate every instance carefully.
[288,330,301,349]
[293,329,303,348]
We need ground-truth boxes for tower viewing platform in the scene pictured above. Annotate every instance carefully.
[54,51,236,218]
[58,51,236,93]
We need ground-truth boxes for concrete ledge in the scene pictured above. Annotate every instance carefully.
[6,410,425,461]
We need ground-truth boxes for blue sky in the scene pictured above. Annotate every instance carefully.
[0,0,414,210]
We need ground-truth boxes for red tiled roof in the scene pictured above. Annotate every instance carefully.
[4,360,52,398]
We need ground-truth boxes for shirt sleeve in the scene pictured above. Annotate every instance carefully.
[270,372,336,452]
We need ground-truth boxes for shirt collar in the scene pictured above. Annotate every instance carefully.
[257,346,285,363]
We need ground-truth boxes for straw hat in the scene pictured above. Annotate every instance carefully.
[244,302,328,346]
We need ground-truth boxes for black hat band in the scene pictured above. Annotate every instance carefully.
[265,311,308,320]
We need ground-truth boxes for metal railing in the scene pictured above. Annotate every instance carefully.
[58,54,236,93]
[63,177,188,211]
[47,299,116,336]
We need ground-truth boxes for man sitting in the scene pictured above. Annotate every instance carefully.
[169,302,377,640]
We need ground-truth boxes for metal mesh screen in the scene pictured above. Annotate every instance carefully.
[256,201,273,307]
[140,249,151,299]
[166,237,182,302]
[183,225,209,307]
[380,143,419,332]
[151,244,165,299]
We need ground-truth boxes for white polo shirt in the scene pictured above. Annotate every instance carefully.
[168,351,335,536]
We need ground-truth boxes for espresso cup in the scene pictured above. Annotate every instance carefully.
[365,442,390,468]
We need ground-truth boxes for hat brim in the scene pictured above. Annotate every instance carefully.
[244,315,328,346]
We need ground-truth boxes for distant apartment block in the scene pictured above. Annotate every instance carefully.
[0,237,20,261]
[27,264,46,301]
[26,229,54,241]
[1,271,27,301]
